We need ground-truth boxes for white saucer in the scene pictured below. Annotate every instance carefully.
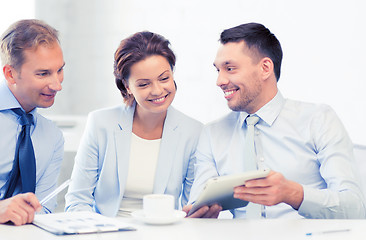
[131,210,186,225]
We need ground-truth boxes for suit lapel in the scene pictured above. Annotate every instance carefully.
[114,104,135,198]
[153,107,181,193]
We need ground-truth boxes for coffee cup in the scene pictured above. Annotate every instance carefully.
[143,194,175,218]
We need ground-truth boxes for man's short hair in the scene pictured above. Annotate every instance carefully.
[220,23,283,81]
[0,19,59,70]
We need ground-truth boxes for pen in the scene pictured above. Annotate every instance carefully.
[306,229,351,236]
[40,179,72,205]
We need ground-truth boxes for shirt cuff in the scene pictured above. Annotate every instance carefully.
[297,185,339,219]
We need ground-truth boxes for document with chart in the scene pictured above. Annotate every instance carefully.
[33,211,136,235]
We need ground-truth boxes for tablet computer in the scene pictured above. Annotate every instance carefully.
[188,169,270,216]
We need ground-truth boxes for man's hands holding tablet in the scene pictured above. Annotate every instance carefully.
[233,170,304,210]
[185,169,270,218]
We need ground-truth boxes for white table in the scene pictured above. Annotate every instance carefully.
[0,218,365,240]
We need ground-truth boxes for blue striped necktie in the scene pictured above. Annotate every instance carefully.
[3,108,36,199]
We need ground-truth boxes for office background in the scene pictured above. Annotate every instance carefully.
[1,0,365,146]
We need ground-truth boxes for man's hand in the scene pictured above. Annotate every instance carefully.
[0,193,42,226]
[183,204,222,218]
[233,171,304,210]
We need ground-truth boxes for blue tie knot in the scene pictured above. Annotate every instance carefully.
[20,113,34,126]
[12,108,34,126]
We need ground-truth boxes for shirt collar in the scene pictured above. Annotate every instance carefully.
[0,80,22,111]
[0,80,37,115]
[239,91,285,127]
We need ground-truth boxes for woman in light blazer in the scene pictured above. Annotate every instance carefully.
[65,32,202,217]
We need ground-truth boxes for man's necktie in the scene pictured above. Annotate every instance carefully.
[244,115,260,171]
[244,115,262,219]
[3,108,36,199]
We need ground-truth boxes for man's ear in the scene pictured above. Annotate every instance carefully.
[3,64,17,84]
[261,57,274,80]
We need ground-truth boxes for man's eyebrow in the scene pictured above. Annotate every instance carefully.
[35,63,66,73]
[34,69,50,74]
[57,62,66,71]
[213,61,232,68]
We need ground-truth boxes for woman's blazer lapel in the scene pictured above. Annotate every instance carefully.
[112,105,181,201]
[114,104,135,203]
[153,107,181,193]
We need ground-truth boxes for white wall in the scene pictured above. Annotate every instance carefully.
[108,0,366,145]
[1,0,365,145]
[0,0,35,34]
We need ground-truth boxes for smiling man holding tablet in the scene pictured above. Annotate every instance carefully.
[184,23,365,219]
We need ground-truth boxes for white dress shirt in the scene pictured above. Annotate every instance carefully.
[189,91,365,219]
